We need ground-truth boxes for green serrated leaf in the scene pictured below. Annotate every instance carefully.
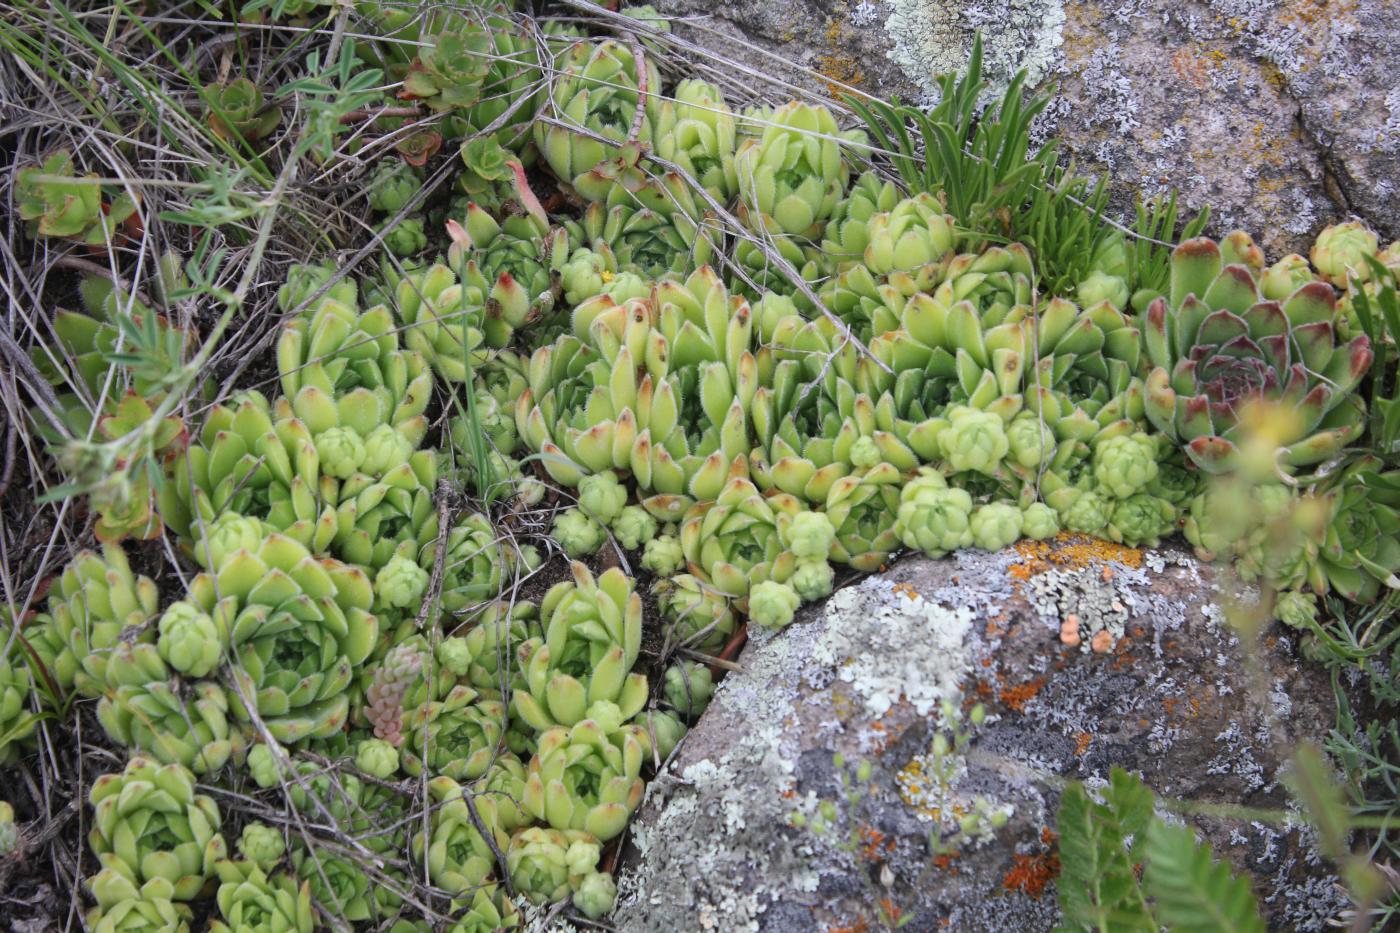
[1144,820,1266,933]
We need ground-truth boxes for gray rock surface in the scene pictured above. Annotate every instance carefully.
[613,538,1346,932]
[651,0,1399,256]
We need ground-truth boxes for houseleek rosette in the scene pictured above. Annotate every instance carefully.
[450,885,522,933]
[209,860,314,933]
[86,876,191,933]
[24,544,159,696]
[0,653,37,765]
[188,532,377,743]
[158,391,339,559]
[276,294,433,422]
[444,204,568,347]
[653,78,738,203]
[513,562,646,731]
[517,268,760,519]
[1143,235,1372,473]
[96,641,239,773]
[87,757,227,902]
[523,710,645,839]
[734,101,860,238]
[821,171,902,269]
[565,200,714,281]
[413,775,509,895]
[535,39,664,191]
[823,462,904,570]
[507,826,606,906]
[402,684,506,780]
[451,7,541,151]
[679,475,801,598]
[653,573,737,651]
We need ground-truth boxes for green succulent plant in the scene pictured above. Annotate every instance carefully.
[413,775,509,896]
[822,171,903,269]
[748,579,801,629]
[444,204,568,346]
[517,268,760,518]
[970,501,1023,550]
[86,876,191,933]
[209,859,314,933]
[1,652,38,766]
[613,504,659,550]
[535,39,665,192]
[554,507,607,558]
[895,469,973,557]
[641,530,685,575]
[654,79,739,203]
[734,101,861,238]
[16,149,138,244]
[25,543,160,696]
[513,563,647,731]
[449,885,522,933]
[1311,221,1379,288]
[574,869,619,919]
[506,825,605,906]
[823,464,903,570]
[664,660,715,719]
[523,712,645,839]
[402,684,506,780]
[292,848,372,922]
[653,572,737,652]
[87,757,227,902]
[1143,235,1372,474]
[237,824,286,872]
[1306,458,1400,602]
[206,78,282,143]
[565,200,715,280]
[96,645,240,774]
[680,476,801,599]
[187,531,378,743]
[450,8,542,151]
[401,23,492,112]
[1105,493,1178,547]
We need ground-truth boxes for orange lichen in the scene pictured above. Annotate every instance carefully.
[1002,850,1061,898]
[1074,732,1093,756]
[933,852,959,873]
[892,582,919,601]
[828,921,871,933]
[859,826,895,862]
[999,677,1046,713]
[814,12,863,95]
[1007,534,1143,581]
[1090,630,1113,654]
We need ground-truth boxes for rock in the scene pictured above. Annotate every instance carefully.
[647,0,1400,255]
[614,538,1347,932]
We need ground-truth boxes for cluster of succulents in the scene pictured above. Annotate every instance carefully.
[8,3,1400,928]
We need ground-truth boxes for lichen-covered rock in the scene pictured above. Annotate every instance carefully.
[614,537,1345,932]
[649,0,1399,254]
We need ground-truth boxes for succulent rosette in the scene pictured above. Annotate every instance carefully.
[86,876,191,933]
[565,200,715,280]
[158,391,340,559]
[1311,221,1379,288]
[513,563,647,731]
[1105,494,1178,547]
[431,512,509,613]
[1143,235,1372,473]
[450,885,522,933]
[823,462,903,570]
[857,193,956,293]
[16,149,138,245]
[1306,459,1400,602]
[554,508,606,558]
[523,712,645,839]
[517,268,760,518]
[506,826,604,906]
[734,101,861,238]
[0,653,37,765]
[291,849,371,922]
[748,580,801,629]
[452,7,542,151]
[641,530,685,575]
[680,476,801,598]
[1092,433,1160,499]
[895,469,973,557]
[821,171,903,269]
[653,573,737,651]
[413,775,509,896]
[96,644,240,773]
[401,23,492,112]
[402,685,506,780]
[87,757,227,902]
[1021,501,1060,540]
[447,204,568,346]
[653,78,738,203]
[209,860,314,933]
[664,660,715,718]
[390,261,487,382]
[535,39,665,190]
[187,532,377,744]
[24,544,159,696]
[970,501,1024,550]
